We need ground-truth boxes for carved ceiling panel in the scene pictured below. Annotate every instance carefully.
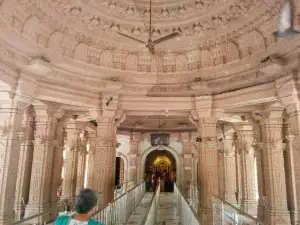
[0,0,299,95]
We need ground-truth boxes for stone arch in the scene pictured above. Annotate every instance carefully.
[139,145,181,187]
[74,43,88,62]
[100,50,113,67]
[258,21,277,47]
[61,35,78,58]
[176,54,188,71]
[226,42,240,62]
[22,16,39,42]
[116,152,129,182]
[125,54,138,71]
[238,30,265,57]
[0,0,16,24]
[48,31,63,54]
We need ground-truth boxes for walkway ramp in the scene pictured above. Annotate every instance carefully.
[156,193,181,225]
[125,192,154,224]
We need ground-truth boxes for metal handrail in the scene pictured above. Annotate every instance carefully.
[115,180,133,189]
[94,180,144,214]
[141,181,160,225]
[91,180,145,225]
[212,196,264,225]
[13,212,50,225]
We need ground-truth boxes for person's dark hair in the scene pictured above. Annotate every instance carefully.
[75,188,98,214]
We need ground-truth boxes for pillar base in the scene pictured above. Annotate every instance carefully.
[25,203,51,224]
[265,209,291,225]
[0,214,15,225]
[241,199,257,216]
[14,204,25,220]
[199,208,213,225]
[59,196,76,210]
[257,204,265,221]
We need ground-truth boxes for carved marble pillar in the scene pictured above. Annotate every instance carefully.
[260,105,291,225]
[196,118,219,225]
[61,118,81,208]
[284,103,300,225]
[86,130,96,189]
[251,117,266,221]
[14,106,35,220]
[0,95,29,224]
[76,130,88,194]
[222,126,237,204]
[181,132,193,197]
[25,102,59,222]
[234,122,257,215]
[128,132,141,184]
[49,119,65,218]
[218,142,225,201]
[93,117,116,208]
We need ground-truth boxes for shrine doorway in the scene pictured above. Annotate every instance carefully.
[144,150,176,192]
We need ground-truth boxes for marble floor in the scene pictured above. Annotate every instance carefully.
[126,192,181,225]
[156,193,181,225]
[125,192,154,224]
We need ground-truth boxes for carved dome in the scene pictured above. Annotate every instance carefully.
[0,0,299,96]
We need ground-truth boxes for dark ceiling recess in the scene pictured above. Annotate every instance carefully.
[260,56,270,63]
[90,120,97,126]
[194,77,202,82]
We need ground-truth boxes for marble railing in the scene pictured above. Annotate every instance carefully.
[174,183,202,225]
[212,196,263,225]
[187,183,200,213]
[114,180,136,199]
[141,181,160,225]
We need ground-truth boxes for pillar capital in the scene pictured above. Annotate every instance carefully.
[130,132,141,143]
[180,132,191,142]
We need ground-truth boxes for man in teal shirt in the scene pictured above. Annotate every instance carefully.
[55,189,104,225]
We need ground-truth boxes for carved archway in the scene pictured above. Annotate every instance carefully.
[139,145,181,187]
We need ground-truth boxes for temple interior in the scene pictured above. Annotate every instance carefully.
[1,0,300,224]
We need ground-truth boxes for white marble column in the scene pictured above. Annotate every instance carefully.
[259,104,291,225]
[76,130,88,194]
[234,122,257,215]
[222,126,237,204]
[284,103,300,225]
[49,118,65,218]
[14,106,35,220]
[86,130,96,189]
[93,117,116,208]
[61,118,81,208]
[25,102,60,223]
[181,132,193,197]
[196,117,219,225]
[128,132,141,184]
[251,116,266,221]
[0,94,29,224]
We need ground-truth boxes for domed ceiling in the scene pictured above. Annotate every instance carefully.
[0,0,299,96]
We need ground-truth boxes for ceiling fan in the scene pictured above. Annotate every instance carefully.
[117,0,180,54]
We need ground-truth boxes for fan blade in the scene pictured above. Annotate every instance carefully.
[117,32,146,44]
[152,32,180,44]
